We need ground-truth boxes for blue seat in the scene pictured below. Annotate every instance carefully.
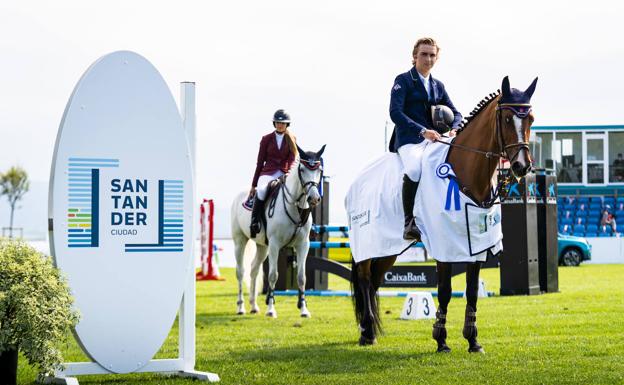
[557,198,564,206]
[586,217,600,226]
[573,232,585,237]
[560,217,573,226]
[573,224,585,234]
[586,224,598,234]
[575,210,588,218]
[585,233,598,238]
[590,196,603,203]
[598,225,613,235]
[589,203,602,211]
[588,210,600,218]
[564,204,576,211]
[574,217,586,225]
[604,197,615,206]
[617,197,624,204]
[598,232,611,237]
[618,224,624,233]
[616,210,624,217]
[578,197,589,204]
[559,225,570,234]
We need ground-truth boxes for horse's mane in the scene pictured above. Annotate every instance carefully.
[456,89,501,135]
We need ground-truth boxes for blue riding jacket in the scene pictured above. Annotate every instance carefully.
[389,67,462,152]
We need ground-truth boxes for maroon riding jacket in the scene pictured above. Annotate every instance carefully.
[252,132,295,187]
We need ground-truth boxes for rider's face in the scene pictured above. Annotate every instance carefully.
[414,44,438,76]
[275,122,288,133]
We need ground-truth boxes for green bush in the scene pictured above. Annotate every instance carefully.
[0,238,79,376]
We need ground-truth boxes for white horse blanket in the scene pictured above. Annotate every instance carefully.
[345,139,502,263]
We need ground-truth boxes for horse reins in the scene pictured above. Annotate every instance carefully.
[267,159,323,245]
[436,101,532,207]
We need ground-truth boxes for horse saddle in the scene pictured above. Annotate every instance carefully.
[242,177,284,211]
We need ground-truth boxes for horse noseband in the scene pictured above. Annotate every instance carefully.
[496,103,532,162]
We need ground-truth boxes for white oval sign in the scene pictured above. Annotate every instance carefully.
[48,51,193,374]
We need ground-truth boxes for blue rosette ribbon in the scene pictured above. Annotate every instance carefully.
[436,163,460,211]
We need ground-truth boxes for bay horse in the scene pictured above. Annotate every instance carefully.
[231,144,325,318]
[351,76,538,351]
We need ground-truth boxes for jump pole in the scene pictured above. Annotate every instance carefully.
[196,198,223,280]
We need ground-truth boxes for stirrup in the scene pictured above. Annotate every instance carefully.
[250,222,260,238]
[403,217,422,241]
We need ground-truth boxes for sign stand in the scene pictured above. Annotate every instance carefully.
[43,81,218,384]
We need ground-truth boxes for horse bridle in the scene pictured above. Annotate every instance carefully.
[297,158,323,201]
[440,101,532,162]
[496,103,532,164]
[268,158,323,227]
[437,100,533,207]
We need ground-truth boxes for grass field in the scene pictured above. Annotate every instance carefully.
[17,264,624,384]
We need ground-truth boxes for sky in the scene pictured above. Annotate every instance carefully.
[1,1,623,238]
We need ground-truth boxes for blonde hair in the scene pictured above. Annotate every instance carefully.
[284,129,298,156]
[412,37,440,65]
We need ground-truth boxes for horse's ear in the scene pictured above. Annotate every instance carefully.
[524,77,538,100]
[501,76,511,97]
[317,144,326,157]
[296,144,307,159]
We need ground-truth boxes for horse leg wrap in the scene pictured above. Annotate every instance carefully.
[432,310,450,353]
[265,291,275,306]
[297,291,306,309]
[462,305,484,353]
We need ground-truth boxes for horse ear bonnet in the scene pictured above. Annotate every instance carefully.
[296,144,307,160]
[499,76,538,104]
[317,144,326,157]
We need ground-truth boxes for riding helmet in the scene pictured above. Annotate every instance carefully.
[431,105,454,132]
[273,109,291,126]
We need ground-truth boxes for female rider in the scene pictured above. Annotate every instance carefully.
[249,109,298,238]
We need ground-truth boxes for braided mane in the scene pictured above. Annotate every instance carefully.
[456,89,501,134]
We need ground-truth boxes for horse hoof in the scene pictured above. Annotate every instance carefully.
[250,309,259,314]
[468,345,485,354]
[237,311,245,315]
[436,344,451,353]
[300,312,311,318]
[266,311,277,318]
[358,335,376,346]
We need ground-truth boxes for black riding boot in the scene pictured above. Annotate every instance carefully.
[250,196,264,238]
[402,175,421,240]
[432,309,451,353]
[463,305,485,353]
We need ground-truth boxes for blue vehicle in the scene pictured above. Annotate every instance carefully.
[558,233,592,266]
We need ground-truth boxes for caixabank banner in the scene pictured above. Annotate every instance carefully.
[48,51,193,374]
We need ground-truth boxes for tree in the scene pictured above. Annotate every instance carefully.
[0,166,30,238]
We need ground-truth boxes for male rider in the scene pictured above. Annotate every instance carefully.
[389,37,462,240]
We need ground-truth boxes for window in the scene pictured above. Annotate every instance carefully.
[609,132,624,183]
[536,133,553,169]
[554,133,582,183]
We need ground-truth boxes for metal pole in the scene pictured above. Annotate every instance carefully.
[180,81,197,371]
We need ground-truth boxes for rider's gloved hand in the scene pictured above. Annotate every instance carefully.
[424,129,442,142]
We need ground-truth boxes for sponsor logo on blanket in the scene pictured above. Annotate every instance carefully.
[478,211,501,234]
[351,210,370,228]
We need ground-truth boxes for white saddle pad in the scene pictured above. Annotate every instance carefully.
[345,139,502,263]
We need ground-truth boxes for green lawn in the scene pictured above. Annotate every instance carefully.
[17,264,624,384]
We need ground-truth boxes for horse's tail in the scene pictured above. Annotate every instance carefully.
[350,257,365,328]
[350,257,382,336]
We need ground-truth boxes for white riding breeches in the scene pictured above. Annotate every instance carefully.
[398,141,429,182]
[256,170,284,200]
